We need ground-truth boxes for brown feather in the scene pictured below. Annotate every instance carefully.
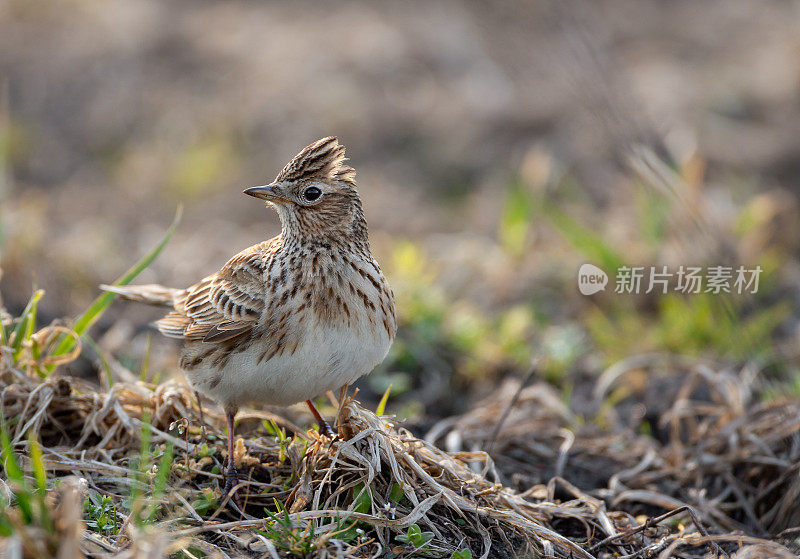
[203,322,253,343]
[101,284,182,307]
[155,311,190,338]
[275,137,355,187]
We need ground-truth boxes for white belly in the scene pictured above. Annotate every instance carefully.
[189,318,392,408]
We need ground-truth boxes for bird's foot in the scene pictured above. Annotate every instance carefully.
[306,399,336,439]
[318,419,336,439]
[223,465,242,508]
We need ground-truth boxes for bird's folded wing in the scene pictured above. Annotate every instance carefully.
[155,245,268,343]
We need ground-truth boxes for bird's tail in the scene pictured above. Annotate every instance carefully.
[100,284,181,307]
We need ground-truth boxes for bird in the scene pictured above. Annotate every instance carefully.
[102,137,397,500]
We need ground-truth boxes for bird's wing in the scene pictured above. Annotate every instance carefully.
[156,239,277,343]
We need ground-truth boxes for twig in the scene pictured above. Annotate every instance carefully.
[588,506,727,558]
[83,531,120,553]
[486,359,540,455]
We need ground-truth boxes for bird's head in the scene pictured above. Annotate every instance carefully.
[244,137,366,244]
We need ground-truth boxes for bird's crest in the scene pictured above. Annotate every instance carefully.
[276,137,356,186]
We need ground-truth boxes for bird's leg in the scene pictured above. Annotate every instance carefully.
[305,399,335,438]
[337,384,349,418]
[223,407,241,505]
[335,384,351,436]
[193,389,207,440]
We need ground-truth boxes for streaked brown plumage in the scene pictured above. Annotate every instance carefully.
[104,137,396,501]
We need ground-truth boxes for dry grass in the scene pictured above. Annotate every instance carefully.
[428,358,800,557]
[2,335,798,559]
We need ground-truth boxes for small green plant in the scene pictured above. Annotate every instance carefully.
[194,442,214,460]
[263,419,290,462]
[452,549,472,559]
[258,500,319,556]
[325,482,374,542]
[84,494,119,535]
[191,488,219,516]
[396,523,434,551]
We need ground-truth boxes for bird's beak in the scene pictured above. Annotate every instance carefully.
[243,184,290,204]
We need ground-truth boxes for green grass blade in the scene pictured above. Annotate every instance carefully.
[139,333,152,382]
[376,384,392,416]
[130,417,153,526]
[22,296,39,345]
[499,180,534,257]
[47,207,182,370]
[542,202,626,272]
[0,423,24,484]
[11,289,44,361]
[27,431,53,533]
[146,442,174,523]
[27,432,47,493]
[0,422,32,522]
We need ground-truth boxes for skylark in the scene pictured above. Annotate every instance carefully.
[104,137,397,498]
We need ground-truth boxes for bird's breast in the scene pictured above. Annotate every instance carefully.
[193,313,392,407]
[186,255,396,408]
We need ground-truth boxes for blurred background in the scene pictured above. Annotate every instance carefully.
[1,0,800,421]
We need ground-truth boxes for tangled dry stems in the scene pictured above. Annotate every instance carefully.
[0,344,797,558]
[428,356,800,557]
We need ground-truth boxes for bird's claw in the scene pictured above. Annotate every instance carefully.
[318,419,336,439]
[223,465,242,508]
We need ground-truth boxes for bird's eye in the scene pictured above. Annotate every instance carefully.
[302,186,322,202]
